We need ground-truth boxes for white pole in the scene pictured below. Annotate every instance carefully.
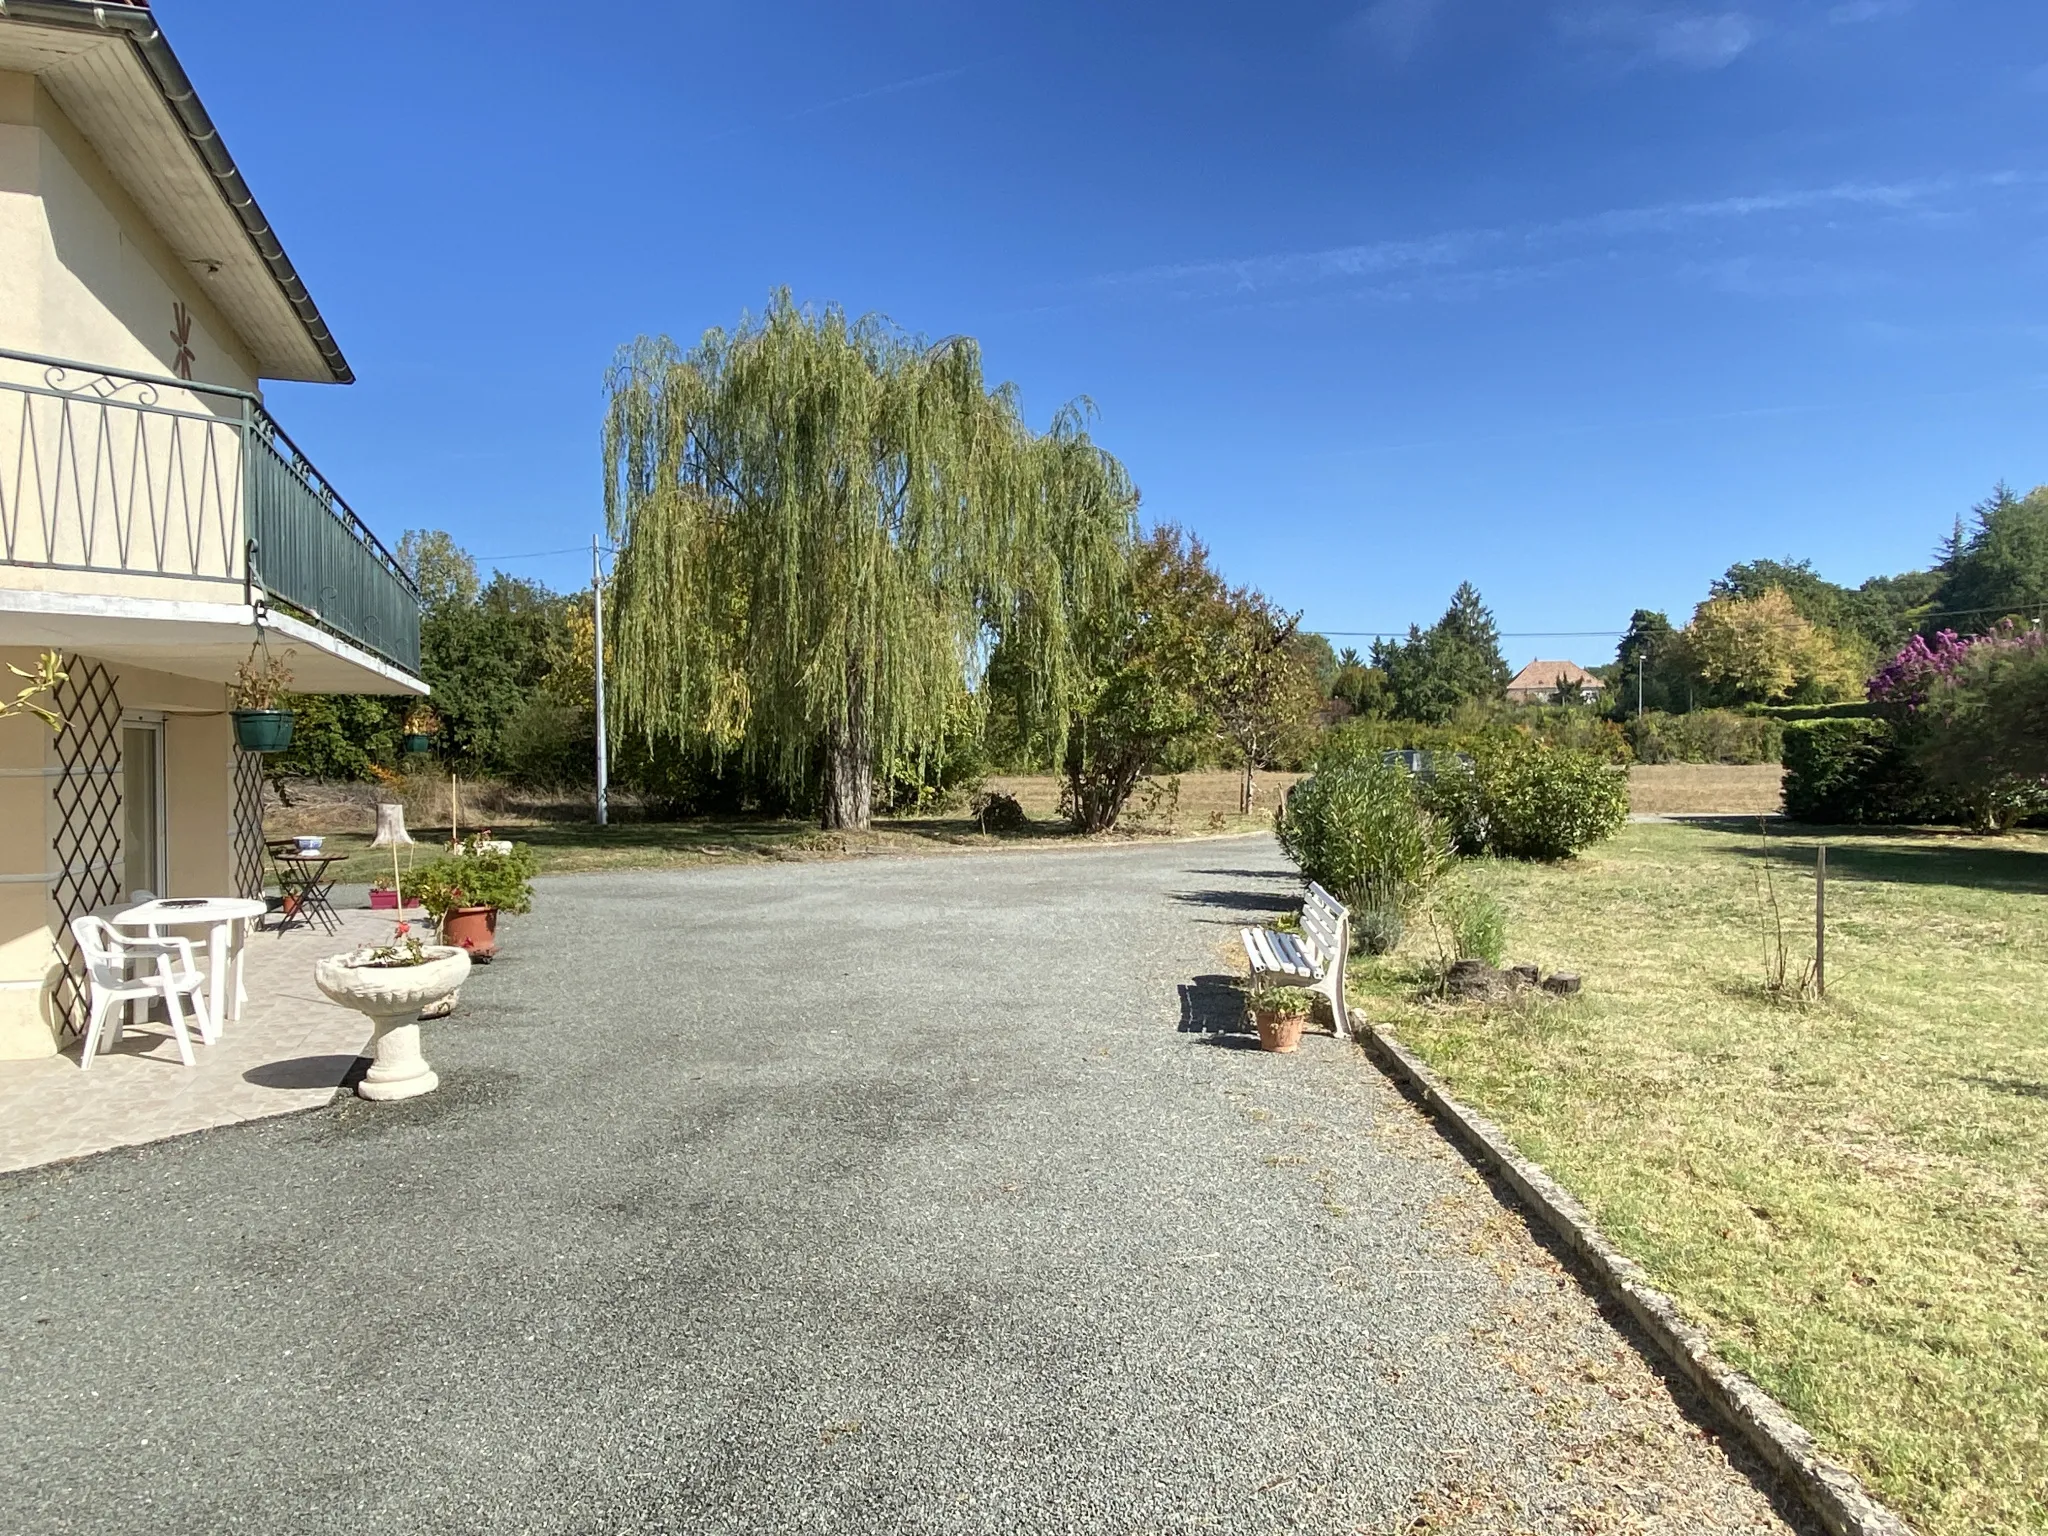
[593,536,609,827]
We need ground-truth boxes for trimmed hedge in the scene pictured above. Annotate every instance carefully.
[1780,718,1955,824]
[1744,701,1879,722]
[1626,709,1782,765]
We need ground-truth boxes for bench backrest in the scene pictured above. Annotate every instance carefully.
[1301,882,1349,968]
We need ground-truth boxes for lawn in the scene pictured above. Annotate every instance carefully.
[274,770,1301,885]
[278,764,1785,885]
[1347,820,2047,1536]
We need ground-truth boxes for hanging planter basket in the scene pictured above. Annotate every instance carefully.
[231,709,296,753]
[401,733,433,755]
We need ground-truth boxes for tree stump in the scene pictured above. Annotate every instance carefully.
[1541,971,1582,996]
[1445,959,1503,999]
[1506,964,1540,988]
[370,801,414,848]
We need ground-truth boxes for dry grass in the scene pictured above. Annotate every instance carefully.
[1629,763,1784,816]
[268,770,1291,884]
[1349,821,2048,1535]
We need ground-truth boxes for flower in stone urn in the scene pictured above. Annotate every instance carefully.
[316,921,469,1101]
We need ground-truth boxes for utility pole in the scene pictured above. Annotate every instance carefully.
[593,536,609,827]
[1637,648,1645,719]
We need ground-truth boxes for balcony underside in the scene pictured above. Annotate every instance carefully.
[0,587,427,695]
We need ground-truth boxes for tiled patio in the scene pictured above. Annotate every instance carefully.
[0,907,401,1174]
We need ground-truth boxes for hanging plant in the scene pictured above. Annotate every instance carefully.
[400,701,439,757]
[228,646,297,753]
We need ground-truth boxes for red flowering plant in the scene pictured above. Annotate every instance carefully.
[346,918,432,969]
[399,843,534,920]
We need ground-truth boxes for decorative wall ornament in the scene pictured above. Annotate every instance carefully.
[170,301,195,380]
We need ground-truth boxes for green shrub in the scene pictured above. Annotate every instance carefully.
[1743,701,1879,721]
[400,839,538,919]
[1482,743,1628,859]
[1351,904,1404,956]
[1625,709,1784,765]
[970,790,1029,833]
[497,697,594,788]
[1781,717,1966,825]
[1415,760,1488,856]
[1247,984,1315,1019]
[1438,885,1507,965]
[1423,741,1628,861]
[1276,758,1446,919]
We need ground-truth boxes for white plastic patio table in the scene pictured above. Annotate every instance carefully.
[110,897,268,1038]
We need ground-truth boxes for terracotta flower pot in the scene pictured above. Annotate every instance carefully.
[440,904,498,961]
[1254,1009,1309,1054]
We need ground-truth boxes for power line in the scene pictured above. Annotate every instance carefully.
[1310,628,1625,639]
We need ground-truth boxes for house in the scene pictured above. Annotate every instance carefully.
[0,2,426,1059]
[1504,659,1604,705]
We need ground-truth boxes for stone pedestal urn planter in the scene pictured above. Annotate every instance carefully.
[315,946,470,1101]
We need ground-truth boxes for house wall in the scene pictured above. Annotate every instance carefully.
[0,72,260,609]
[0,648,238,1060]
[0,70,258,390]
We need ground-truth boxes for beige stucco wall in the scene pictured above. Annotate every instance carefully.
[0,71,258,392]
[0,691,53,1059]
[0,649,242,1060]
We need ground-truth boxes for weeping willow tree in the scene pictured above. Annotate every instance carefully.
[602,292,1134,829]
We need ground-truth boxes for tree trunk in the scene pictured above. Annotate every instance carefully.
[1239,758,1255,816]
[820,729,873,830]
[819,670,874,831]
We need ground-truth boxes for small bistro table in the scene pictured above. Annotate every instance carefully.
[110,897,269,1040]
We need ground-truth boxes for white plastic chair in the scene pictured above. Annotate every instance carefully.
[68,915,212,1069]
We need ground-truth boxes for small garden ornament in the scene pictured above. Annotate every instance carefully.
[1248,985,1314,1054]
[314,921,468,1100]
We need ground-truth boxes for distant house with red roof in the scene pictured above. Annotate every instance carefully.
[1505,659,1604,704]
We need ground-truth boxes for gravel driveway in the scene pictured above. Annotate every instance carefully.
[2,836,1811,1534]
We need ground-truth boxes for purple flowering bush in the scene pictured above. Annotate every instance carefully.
[1866,629,1978,711]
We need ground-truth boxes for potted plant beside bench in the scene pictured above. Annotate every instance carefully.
[1247,985,1314,1053]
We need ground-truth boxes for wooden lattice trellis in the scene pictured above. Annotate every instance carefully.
[47,659,123,1037]
[232,748,266,901]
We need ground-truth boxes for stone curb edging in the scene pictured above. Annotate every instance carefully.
[1353,1021,1914,1536]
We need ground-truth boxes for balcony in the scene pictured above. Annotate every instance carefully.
[0,347,421,681]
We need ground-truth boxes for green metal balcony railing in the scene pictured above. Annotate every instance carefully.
[0,346,421,674]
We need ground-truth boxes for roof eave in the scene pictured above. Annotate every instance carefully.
[2,0,352,384]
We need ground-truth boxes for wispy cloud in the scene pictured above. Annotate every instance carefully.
[1092,176,1968,299]
[1338,0,1444,64]
[1828,0,1912,23]
[703,67,968,145]
[1556,6,1759,71]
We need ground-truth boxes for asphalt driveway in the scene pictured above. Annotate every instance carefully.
[2,836,1809,1534]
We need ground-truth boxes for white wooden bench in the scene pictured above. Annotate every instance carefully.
[1241,882,1351,1040]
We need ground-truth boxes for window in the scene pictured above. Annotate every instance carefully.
[120,719,165,899]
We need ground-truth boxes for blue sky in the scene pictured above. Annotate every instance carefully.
[165,0,2048,670]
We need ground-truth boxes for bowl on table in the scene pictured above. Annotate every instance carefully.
[294,836,325,854]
